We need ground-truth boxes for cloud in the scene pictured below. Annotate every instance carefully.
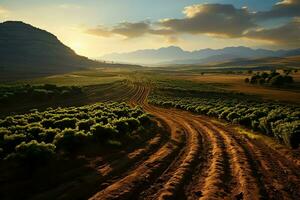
[86,26,113,37]
[86,21,174,38]
[255,0,300,20]
[110,22,151,38]
[245,18,300,47]
[159,4,256,38]
[85,1,300,48]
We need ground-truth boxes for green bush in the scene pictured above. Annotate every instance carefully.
[5,140,55,165]
[77,119,95,131]
[91,123,118,141]
[54,129,91,152]
[272,121,300,148]
[3,134,27,154]
[1,102,151,159]
[38,128,58,143]
[54,118,77,130]
[41,118,55,128]
[149,86,300,148]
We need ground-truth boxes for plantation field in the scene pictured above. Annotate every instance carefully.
[176,72,300,103]
[1,69,300,200]
[19,68,125,86]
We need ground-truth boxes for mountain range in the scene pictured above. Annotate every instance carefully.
[0,21,142,81]
[101,46,300,65]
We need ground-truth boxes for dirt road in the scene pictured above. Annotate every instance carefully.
[90,84,300,200]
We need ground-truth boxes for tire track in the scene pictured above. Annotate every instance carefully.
[89,83,300,200]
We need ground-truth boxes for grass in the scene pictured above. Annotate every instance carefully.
[176,72,300,104]
[15,68,126,86]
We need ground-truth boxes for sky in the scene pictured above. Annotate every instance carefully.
[0,0,299,58]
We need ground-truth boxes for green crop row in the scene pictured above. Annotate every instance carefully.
[0,102,151,164]
[149,90,300,148]
[0,84,83,104]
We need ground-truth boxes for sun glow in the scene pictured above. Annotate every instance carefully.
[70,41,83,54]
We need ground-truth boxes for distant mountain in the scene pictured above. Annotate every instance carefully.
[0,21,98,80]
[101,46,193,64]
[101,46,300,65]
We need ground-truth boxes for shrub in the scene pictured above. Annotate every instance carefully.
[272,121,300,148]
[90,123,118,141]
[0,128,11,141]
[54,118,77,130]
[38,128,58,143]
[270,75,284,86]
[226,112,240,121]
[137,114,150,125]
[3,134,27,154]
[77,119,95,131]
[26,125,45,141]
[54,129,91,152]
[5,140,55,165]
[126,117,140,132]
[113,118,129,135]
[41,118,55,128]
[27,114,42,123]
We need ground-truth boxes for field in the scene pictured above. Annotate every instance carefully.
[1,68,300,200]
[175,72,300,103]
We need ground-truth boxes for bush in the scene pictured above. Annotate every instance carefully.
[26,125,44,141]
[0,102,151,159]
[137,114,150,125]
[41,118,55,128]
[38,128,58,143]
[54,118,77,130]
[5,140,55,165]
[270,75,284,86]
[54,129,91,152]
[3,134,27,154]
[272,121,300,148]
[77,119,95,131]
[91,123,118,141]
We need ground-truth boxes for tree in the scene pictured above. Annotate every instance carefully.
[261,72,269,79]
[270,75,283,86]
[259,78,265,85]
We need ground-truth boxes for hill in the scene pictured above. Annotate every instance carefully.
[0,21,98,81]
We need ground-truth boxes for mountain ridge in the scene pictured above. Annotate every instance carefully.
[101,45,300,65]
[0,21,100,81]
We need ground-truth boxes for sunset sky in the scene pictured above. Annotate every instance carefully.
[0,0,299,58]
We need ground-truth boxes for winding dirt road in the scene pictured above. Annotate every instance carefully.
[89,84,300,200]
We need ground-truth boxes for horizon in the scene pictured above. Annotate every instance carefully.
[0,0,299,58]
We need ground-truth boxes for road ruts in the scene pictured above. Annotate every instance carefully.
[89,83,300,200]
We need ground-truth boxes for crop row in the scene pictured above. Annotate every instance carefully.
[0,102,151,165]
[149,90,300,148]
[0,84,83,104]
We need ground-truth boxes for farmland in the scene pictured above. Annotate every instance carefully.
[1,69,300,200]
